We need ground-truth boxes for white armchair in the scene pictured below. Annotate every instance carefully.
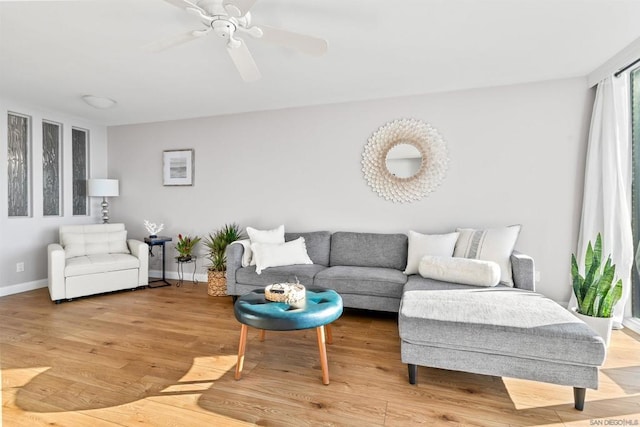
[47,223,148,303]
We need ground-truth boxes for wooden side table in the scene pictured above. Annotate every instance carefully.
[144,236,172,288]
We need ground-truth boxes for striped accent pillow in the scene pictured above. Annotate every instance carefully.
[453,225,521,286]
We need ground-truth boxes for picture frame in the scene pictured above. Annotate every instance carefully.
[163,149,194,186]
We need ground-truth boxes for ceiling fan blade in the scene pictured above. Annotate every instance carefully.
[257,25,328,56]
[143,31,202,53]
[226,40,261,82]
[161,0,202,11]
[224,0,258,17]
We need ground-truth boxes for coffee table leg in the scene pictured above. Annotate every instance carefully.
[325,324,333,345]
[235,324,248,380]
[259,329,266,342]
[316,326,330,385]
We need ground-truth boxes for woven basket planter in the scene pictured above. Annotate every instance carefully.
[207,270,227,297]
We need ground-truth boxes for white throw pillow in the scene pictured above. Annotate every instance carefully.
[246,225,285,265]
[453,225,521,286]
[418,255,501,287]
[250,237,313,275]
[404,230,460,275]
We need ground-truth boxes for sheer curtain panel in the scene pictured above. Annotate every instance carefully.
[572,74,633,328]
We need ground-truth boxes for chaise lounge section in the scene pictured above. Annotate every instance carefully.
[399,286,606,410]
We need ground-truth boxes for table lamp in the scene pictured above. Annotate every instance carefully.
[87,179,119,223]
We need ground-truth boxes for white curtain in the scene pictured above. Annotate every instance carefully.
[571,74,633,328]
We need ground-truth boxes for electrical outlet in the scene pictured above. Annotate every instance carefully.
[535,270,541,282]
[16,262,24,273]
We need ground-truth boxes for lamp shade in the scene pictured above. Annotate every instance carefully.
[87,179,119,197]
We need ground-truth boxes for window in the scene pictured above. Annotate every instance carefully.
[7,112,31,217]
[72,127,89,216]
[42,120,63,216]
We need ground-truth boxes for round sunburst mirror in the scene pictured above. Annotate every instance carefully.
[362,118,448,203]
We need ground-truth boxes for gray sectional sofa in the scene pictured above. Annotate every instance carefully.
[226,230,606,411]
[225,230,536,309]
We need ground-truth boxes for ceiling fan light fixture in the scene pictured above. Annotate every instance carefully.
[82,95,117,109]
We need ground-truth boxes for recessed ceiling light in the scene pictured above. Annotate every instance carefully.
[82,95,117,109]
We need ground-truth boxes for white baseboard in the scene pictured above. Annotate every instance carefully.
[149,269,208,283]
[0,270,209,298]
[0,279,48,297]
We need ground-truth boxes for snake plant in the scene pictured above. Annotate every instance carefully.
[571,233,623,318]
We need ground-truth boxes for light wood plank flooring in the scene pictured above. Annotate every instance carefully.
[1,283,639,426]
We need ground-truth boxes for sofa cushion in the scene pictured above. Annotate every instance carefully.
[454,225,521,286]
[329,232,408,270]
[399,288,605,366]
[404,231,459,275]
[285,231,331,266]
[315,266,407,299]
[405,275,509,292]
[251,237,313,274]
[247,225,285,265]
[236,264,326,287]
[418,256,501,287]
[61,230,129,259]
[64,253,139,277]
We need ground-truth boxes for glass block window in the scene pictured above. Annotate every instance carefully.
[42,121,62,216]
[72,127,89,216]
[7,112,31,217]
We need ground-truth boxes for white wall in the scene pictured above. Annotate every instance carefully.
[107,77,593,304]
[0,98,108,295]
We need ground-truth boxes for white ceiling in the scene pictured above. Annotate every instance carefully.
[1,0,640,126]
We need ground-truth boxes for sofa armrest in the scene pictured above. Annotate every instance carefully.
[48,243,66,301]
[226,242,245,295]
[511,251,535,292]
[128,239,149,285]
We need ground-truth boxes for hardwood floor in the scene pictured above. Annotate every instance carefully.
[1,283,639,426]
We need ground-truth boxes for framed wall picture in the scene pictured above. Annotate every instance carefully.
[163,149,194,186]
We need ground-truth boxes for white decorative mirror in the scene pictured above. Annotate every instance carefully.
[385,143,423,178]
[362,118,448,203]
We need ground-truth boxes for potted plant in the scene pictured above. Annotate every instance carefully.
[204,223,245,296]
[571,233,623,346]
[175,234,201,262]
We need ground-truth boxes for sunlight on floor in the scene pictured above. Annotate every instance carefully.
[160,355,237,394]
[2,366,51,388]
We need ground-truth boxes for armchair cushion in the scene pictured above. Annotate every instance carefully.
[65,253,140,277]
[61,230,129,259]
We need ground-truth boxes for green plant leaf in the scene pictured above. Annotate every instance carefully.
[599,279,623,318]
[584,241,594,276]
[571,254,585,306]
[580,279,598,315]
[592,262,615,316]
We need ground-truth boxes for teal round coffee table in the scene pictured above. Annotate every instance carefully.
[234,288,343,385]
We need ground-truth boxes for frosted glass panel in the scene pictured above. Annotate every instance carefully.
[42,121,62,216]
[7,113,31,217]
[72,128,88,216]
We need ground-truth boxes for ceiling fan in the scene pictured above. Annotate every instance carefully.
[151,0,328,82]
